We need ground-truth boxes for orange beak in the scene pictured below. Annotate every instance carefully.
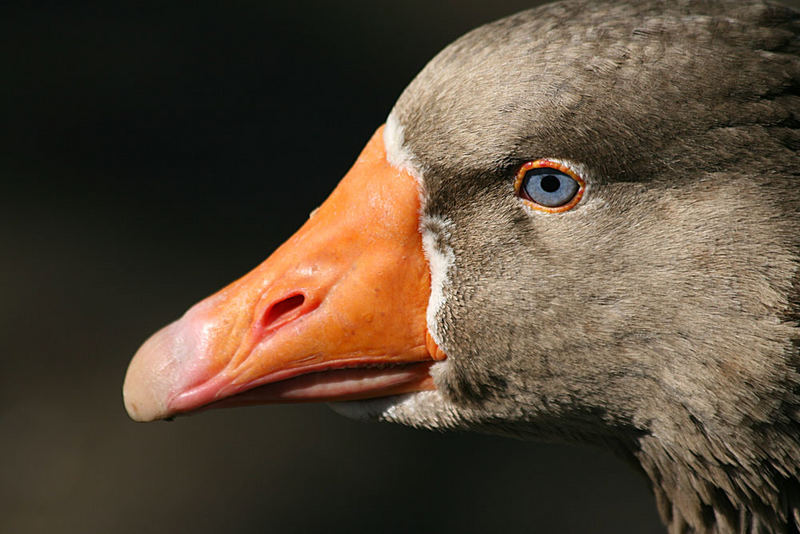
[123,126,445,422]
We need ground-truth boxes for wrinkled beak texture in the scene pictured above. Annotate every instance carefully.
[123,126,441,422]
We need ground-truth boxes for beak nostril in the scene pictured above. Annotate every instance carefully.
[261,294,306,331]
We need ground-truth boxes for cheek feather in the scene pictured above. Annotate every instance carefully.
[420,214,456,350]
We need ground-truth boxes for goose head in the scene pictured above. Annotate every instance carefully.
[123,0,800,531]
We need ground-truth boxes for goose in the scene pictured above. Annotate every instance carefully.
[123,0,800,532]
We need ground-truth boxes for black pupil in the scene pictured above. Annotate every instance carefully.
[540,174,561,193]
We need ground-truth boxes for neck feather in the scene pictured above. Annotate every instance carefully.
[634,425,800,534]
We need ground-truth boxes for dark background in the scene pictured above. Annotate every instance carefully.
[8,1,794,533]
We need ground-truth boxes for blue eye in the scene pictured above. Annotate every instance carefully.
[520,168,580,208]
[515,160,586,213]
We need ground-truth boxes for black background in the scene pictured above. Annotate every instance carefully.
[7,2,791,533]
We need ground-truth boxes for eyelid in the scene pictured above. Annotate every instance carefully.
[514,159,586,213]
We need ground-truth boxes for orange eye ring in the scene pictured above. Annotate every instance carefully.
[514,159,586,213]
